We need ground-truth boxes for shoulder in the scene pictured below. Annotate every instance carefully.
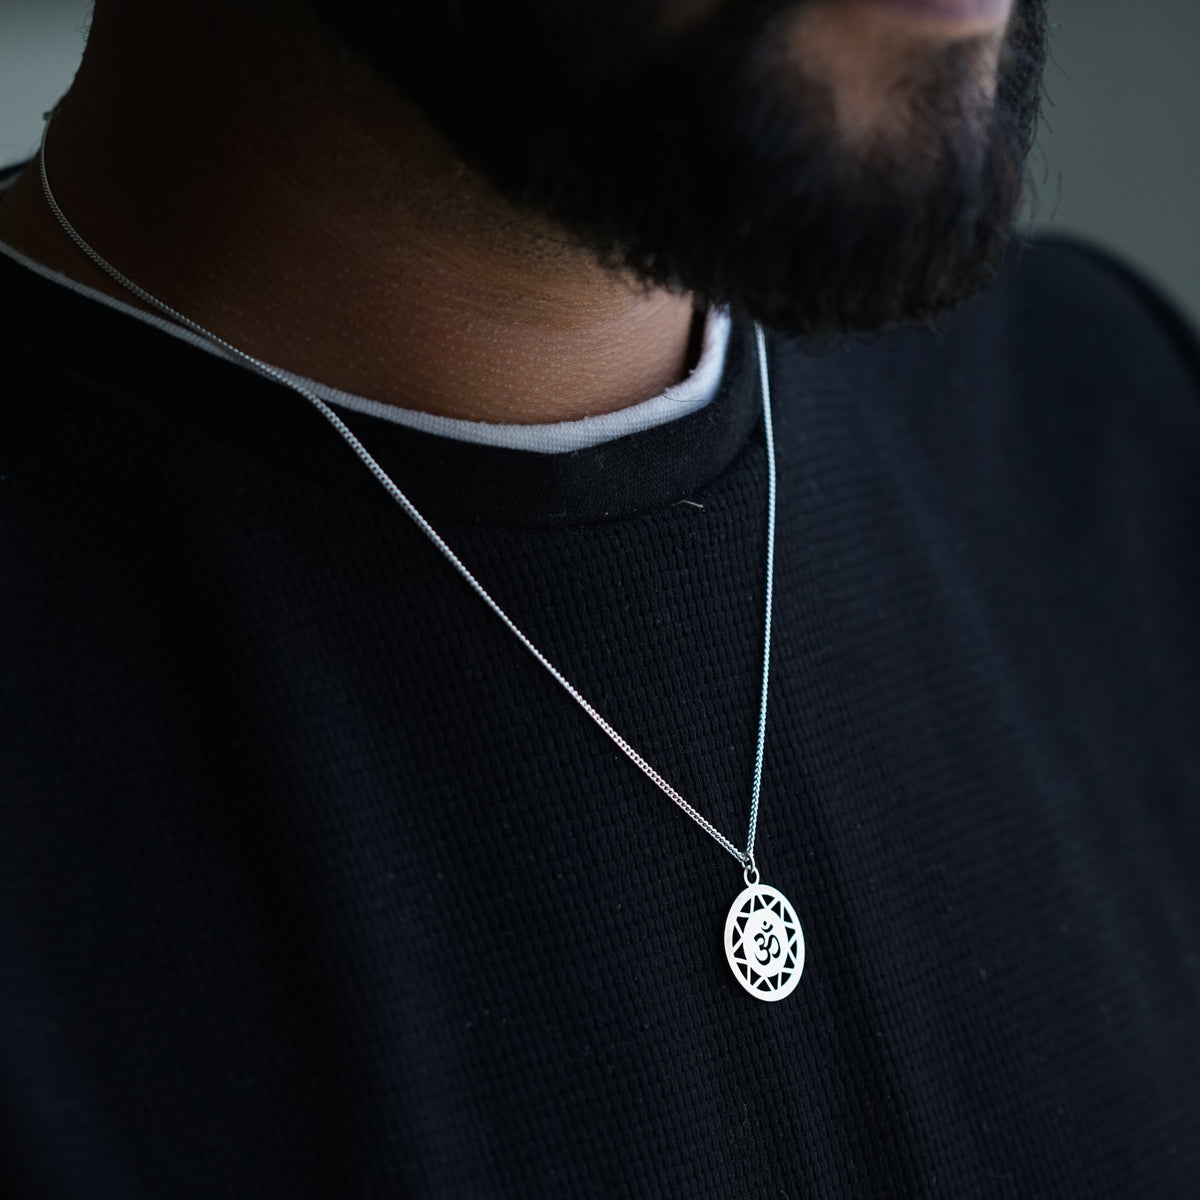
[765,233,1200,590]
[769,232,1200,447]
[976,232,1200,395]
[770,232,1200,395]
[0,159,25,189]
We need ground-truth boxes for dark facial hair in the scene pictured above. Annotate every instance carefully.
[307,0,1048,337]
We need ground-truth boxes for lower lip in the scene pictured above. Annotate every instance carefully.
[846,0,1014,34]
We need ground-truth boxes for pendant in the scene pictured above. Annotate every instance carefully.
[724,880,805,1001]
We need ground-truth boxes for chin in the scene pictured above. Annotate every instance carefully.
[309,0,1048,333]
[774,1,1010,148]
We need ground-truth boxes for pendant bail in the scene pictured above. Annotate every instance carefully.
[743,854,760,887]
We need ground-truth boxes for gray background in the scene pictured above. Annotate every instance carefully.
[3,0,1199,321]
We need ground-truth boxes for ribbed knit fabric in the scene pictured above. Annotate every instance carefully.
[4,237,1200,1198]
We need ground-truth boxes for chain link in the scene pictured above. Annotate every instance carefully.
[38,119,777,872]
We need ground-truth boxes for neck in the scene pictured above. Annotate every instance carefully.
[0,0,699,423]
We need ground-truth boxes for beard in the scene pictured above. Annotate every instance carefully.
[306,0,1048,337]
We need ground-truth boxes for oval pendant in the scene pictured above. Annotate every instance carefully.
[724,883,805,1001]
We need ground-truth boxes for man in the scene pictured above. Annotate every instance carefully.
[2,0,1197,1195]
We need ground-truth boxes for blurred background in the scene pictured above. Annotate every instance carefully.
[2,0,1199,322]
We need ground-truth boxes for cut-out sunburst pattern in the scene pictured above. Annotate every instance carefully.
[723,884,805,1001]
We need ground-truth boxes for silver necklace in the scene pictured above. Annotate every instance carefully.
[38,123,805,1001]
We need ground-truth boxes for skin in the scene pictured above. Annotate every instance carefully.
[0,0,1015,423]
[780,2,1007,144]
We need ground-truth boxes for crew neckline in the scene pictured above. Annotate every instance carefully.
[2,247,765,527]
[0,233,733,455]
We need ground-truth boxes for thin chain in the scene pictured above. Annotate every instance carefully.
[746,322,776,869]
[37,121,776,871]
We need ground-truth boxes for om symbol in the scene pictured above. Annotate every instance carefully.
[753,918,782,966]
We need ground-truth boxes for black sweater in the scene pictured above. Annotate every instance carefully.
[4,237,1199,1198]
